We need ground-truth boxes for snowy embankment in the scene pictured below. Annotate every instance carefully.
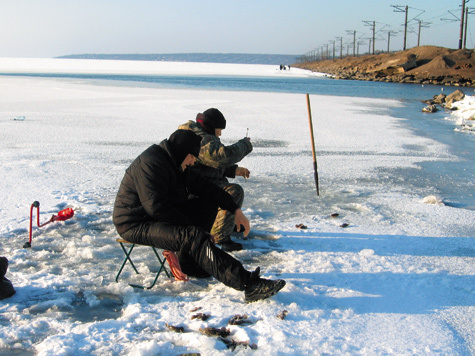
[0,59,474,356]
[450,94,475,133]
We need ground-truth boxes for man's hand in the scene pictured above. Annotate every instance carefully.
[235,167,250,179]
[234,208,250,237]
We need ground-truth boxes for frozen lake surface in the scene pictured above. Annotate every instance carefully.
[0,58,473,355]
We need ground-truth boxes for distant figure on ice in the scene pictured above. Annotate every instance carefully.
[179,108,252,252]
[112,129,285,303]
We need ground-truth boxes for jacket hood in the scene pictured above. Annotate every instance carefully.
[158,139,181,170]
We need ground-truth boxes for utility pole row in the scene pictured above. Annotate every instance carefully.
[297,3,472,64]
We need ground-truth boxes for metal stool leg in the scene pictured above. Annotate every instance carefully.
[115,239,170,289]
[129,247,171,289]
[116,242,139,282]
[152,247,171,279]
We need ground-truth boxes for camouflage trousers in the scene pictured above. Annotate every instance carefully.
[211,183,244,243]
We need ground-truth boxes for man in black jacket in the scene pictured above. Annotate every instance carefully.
[113,129,285,303]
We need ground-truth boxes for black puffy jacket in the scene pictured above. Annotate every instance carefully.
[113,140,239,235]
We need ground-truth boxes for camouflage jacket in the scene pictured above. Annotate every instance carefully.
[178,120,253,184]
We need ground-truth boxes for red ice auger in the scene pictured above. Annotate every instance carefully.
[24,201,74,248]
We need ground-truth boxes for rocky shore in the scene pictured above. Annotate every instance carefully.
[421,89,466,113]
[295,46,475,87]
[421,88,475,132]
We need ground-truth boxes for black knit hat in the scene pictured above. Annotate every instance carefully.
[196,108,226,134]
[168,129,202,164]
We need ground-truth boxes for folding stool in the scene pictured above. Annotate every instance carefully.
[115,238,171,289]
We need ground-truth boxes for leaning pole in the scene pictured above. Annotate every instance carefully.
[306,93,320,196]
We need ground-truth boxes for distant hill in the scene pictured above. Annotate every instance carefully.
[295,46,475,87]
[56,53,298,65]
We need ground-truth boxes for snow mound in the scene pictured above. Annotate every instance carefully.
[422,195,445,205]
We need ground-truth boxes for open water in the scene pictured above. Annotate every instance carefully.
[4,72,474,211]
[0,71,462,99]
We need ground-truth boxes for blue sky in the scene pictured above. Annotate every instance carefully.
[1,0,472,57]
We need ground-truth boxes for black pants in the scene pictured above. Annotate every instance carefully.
[121,197,250,291]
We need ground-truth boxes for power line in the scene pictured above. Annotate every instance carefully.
[441,1,472,49]
[391,5,409,50]
[346,30,357,57]
[300,3,473,62]
[413,20,431,47]
[382,30,399,53]
[362,20,376,54]
[329,40,336,59]
[335,36,343,59]
[391,5,425,50]
[459,0,467,49]
[464,7,475,48]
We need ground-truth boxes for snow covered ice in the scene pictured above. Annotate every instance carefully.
[0,59,474,355]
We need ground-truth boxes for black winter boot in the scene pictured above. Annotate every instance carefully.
[244,274,286,303]
[248,266,260,281]
[0,278,15,300]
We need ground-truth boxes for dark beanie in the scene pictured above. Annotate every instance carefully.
[196,108,226,134]
[168,129,202,164]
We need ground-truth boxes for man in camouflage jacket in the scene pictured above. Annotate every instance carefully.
[179,108,252,251]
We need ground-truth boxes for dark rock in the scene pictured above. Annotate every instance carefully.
[199,327,230,338]
[229,314,253,325]
[166,323,185,333]
[422,105,439,113]
[400,59,418,72]
[191,313,210,321]
[445,89,465,108]
[277,310,289,320]
[221,338,258,351]
[433,93,447,104]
